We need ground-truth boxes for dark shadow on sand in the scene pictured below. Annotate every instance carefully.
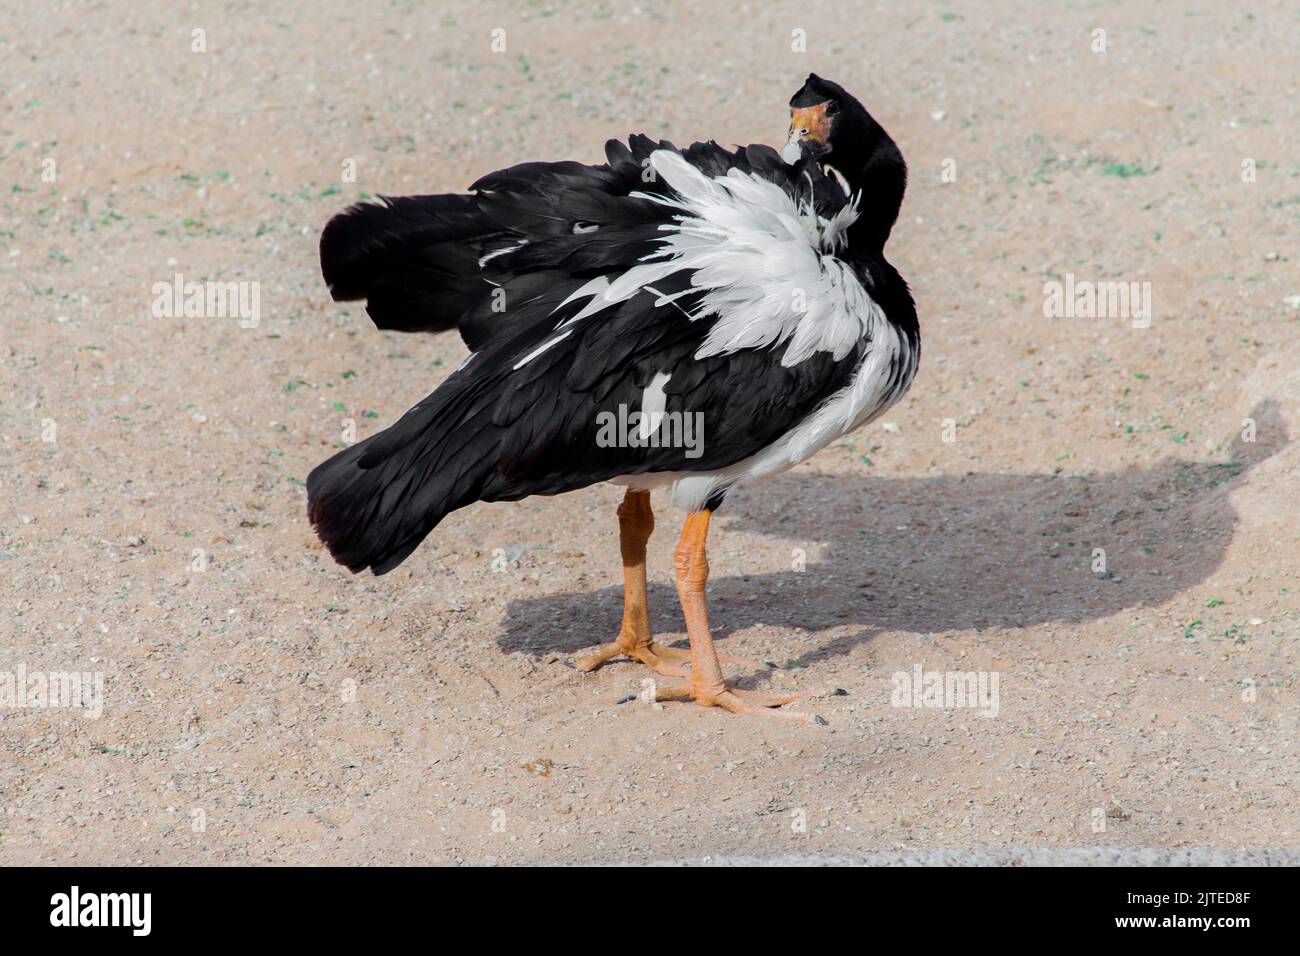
[495,400,1286,666]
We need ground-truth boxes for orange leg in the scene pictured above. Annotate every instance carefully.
[575,490,760,678]
[574,489,690,677]
[655,509,824,723]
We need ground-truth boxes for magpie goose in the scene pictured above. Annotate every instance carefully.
[308,74,919,721]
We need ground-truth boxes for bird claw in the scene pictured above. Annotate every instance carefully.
[573,634,690,678]
[652,682,826,724]
[575,634,764,679]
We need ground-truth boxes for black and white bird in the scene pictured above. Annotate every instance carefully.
[308,74,919,721]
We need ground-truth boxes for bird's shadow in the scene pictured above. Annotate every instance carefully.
[496,400,1286,665]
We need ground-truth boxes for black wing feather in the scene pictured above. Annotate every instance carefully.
[309,136,863,574]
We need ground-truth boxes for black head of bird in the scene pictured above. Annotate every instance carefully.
[785,73,908,250]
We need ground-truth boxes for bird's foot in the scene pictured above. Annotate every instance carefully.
[573,631,690,678]
[574,634,761,678]
[653,680,829,724]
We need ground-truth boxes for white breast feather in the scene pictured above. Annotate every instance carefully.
[549,149,873,368]
[622,304,915,512]
[556,148,918,509]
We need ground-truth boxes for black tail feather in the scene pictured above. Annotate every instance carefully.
[306,329,555,574]
[306,396,471,575]
[307,136,812,574]
[319,194,499,334]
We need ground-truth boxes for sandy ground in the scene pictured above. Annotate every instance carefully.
[1,1,1297,866]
